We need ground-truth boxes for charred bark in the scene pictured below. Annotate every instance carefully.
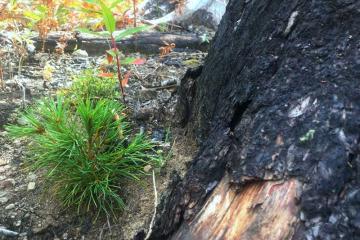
[149,0,360,239]
[32,32,209,55]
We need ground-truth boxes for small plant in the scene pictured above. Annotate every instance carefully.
[6,96,161,217]
[66,69,119,101]
[159,41,176,57]
[79,0,149,103]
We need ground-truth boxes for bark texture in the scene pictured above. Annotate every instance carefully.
[32,32,209,55]
[149,0,360,239]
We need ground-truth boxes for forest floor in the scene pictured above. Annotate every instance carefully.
[0,41,205,239]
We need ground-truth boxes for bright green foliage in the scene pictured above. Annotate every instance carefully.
[96,0,116,34]
[300,129,316,143]
[69,70,118,101]
[77,0,151,103]
[114,25,151,40]
[6,97,161,217]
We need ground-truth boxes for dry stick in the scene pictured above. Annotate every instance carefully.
[145,170,158,240]
[133,0,137,27]
[0,67,4,89]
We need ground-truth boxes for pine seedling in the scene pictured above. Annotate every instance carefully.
[6,96,161,217]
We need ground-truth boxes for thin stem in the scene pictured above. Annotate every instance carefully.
[145,170,158,240]
[111,35,125,103]
[133,0,137,27]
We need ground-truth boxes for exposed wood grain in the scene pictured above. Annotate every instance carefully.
[172,175,301,240]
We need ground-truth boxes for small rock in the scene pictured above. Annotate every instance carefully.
[329,214,338,224]
[15,220,21,227]
[0,190,7,198]
[27,173,37,182]
[144,165,152,173]
[17,117,28,126]
[138,89,157,101]
[5,203,15,210]
[72,49,88,58]
[133,108,153,121]
[151,128,165,142]
[27,182,36,191]
[300,211,306,221]
[312,225,320,237]
[0,179,15,189]
[161,79,177,86]
[0,196,9,204]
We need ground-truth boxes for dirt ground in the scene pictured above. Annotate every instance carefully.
[0,46,204,239]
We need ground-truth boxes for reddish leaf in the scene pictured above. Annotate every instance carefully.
[106,53,113,63]
[132,58,146,65]
[98,72,114,78]
[121,72,131,87]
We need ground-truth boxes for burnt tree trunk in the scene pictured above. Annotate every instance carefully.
[148,0,360,239]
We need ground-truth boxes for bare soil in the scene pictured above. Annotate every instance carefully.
[0,47,204,239]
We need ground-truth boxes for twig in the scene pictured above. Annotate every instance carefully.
[133,0,137,27]
[0,67,4,90]
[145,170,158,240]
[141,84,177,91]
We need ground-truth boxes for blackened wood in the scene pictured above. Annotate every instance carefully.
[32,31,209,55]
[149,0,360,239]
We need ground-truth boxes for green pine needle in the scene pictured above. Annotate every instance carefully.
[6,96,161,217]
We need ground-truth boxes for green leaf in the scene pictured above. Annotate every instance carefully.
[121,57,146,65]
[97,0,116,34]
[106,49,119,57]
[121,57,136,65]
[23,11,42,22]
[110,0,124,9]
[114,25,151,41]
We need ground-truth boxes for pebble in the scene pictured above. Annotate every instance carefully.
[0,179,15,189]
[27,173,37,182]
[0,190,7,198]
[133,108,152,121]
[0,158,8,166]
[0,196,9,204]
[72,49,88,58]
[27,182,36,191]
[161,79,177,86]
[144,165,152,173]
[5,203,15,210]
[138,88,157,101]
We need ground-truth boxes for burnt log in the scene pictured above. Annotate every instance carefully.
[148,0,360,239]
[32,31,209,55]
